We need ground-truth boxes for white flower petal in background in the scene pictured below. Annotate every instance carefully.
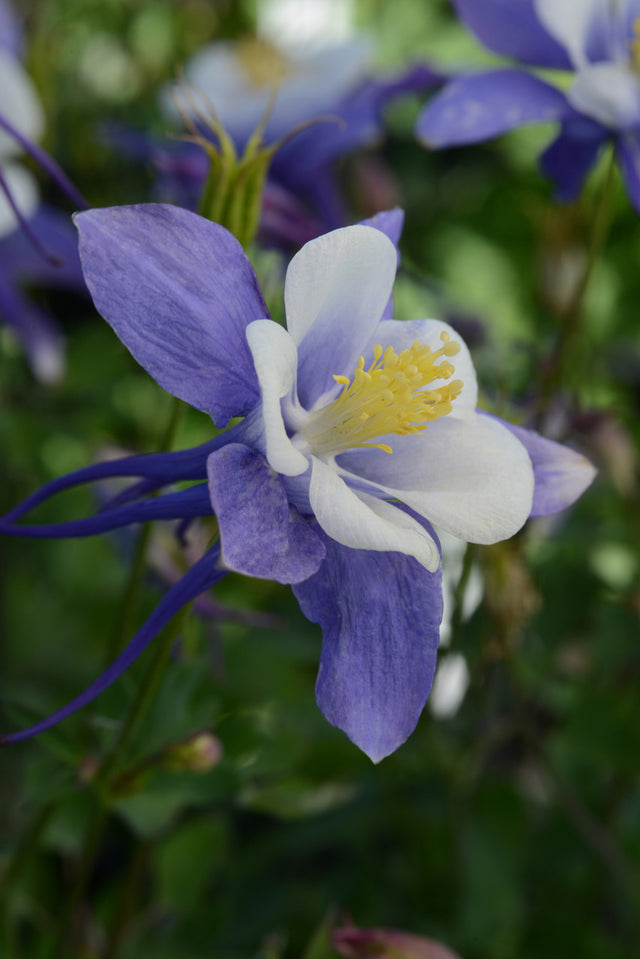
[257,0,356,48]
[533,0,602,68]
[0,161,38,238]
[161,24,371,144]
[30,335,65,387]
[429,652,470,719]
[569,63,640,128]
[438,529,483,646]
[0,49,44,156]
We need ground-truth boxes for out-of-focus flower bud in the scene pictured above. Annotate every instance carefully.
[163,731,223,773]
[77,754,101,784]
[482,541,540,654]
[536,205,586,317]
[573,410,638,500]
[333,924,462,959]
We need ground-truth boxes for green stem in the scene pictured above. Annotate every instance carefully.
[53,605,191,959]
[563,146,616,328]
[502,650,640,919]
[103,839,151,959]
[98,605,189,786]
[2,802,56,959]
[539,147,616,410]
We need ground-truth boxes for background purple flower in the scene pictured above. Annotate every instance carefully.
[0,0,85,382]
[158,36,444,236]
[417,0,640,211]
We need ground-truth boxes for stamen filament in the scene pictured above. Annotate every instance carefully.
[304,331,464,456]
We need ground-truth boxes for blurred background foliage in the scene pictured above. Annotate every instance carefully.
[1,0,640,957]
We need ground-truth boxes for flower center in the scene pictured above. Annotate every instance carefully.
[304,331,464,456]
[235,36,291,88]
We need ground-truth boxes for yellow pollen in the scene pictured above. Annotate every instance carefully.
[630,17,640,73]
[235,36,291,88]
[304,331,464,456]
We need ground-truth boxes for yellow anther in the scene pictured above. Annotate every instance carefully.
[305,330,464,456]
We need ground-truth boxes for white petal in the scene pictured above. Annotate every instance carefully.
[284,225,398,408]
[0,162,39,239]
[339,411,534,544]
[0,52,44,156]
[245,319,309,476]
[534,0,603,67]
[569,63,640,127]
[309,457,440,571]
[285,225,396,346]
[366,318,478,414]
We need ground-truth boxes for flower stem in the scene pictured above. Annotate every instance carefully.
[2,802,56,959]
[99,604,190,786]
[538,147,616,412]
[52,604,191,958]
[103,839,151,959]
[560,147,616,343]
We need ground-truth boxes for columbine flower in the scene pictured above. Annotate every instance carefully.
[161,35,443,231]
[0,205,595,761]
[0,0,85,382]
[417,0,640,211]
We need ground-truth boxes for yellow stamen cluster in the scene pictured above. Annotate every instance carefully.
[630,17,640,73]
[235,36,291,87]
[305,331,464,455]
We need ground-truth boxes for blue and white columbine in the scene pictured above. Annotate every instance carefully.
[0,205,595,761]
[418,0,640,211]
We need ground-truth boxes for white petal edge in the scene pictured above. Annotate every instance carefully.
[284,225,398,350]
[533,0,603,67]
[309,456,440,572]
[245,319,309,476]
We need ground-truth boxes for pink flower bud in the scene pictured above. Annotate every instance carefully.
[333,925,462,959]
